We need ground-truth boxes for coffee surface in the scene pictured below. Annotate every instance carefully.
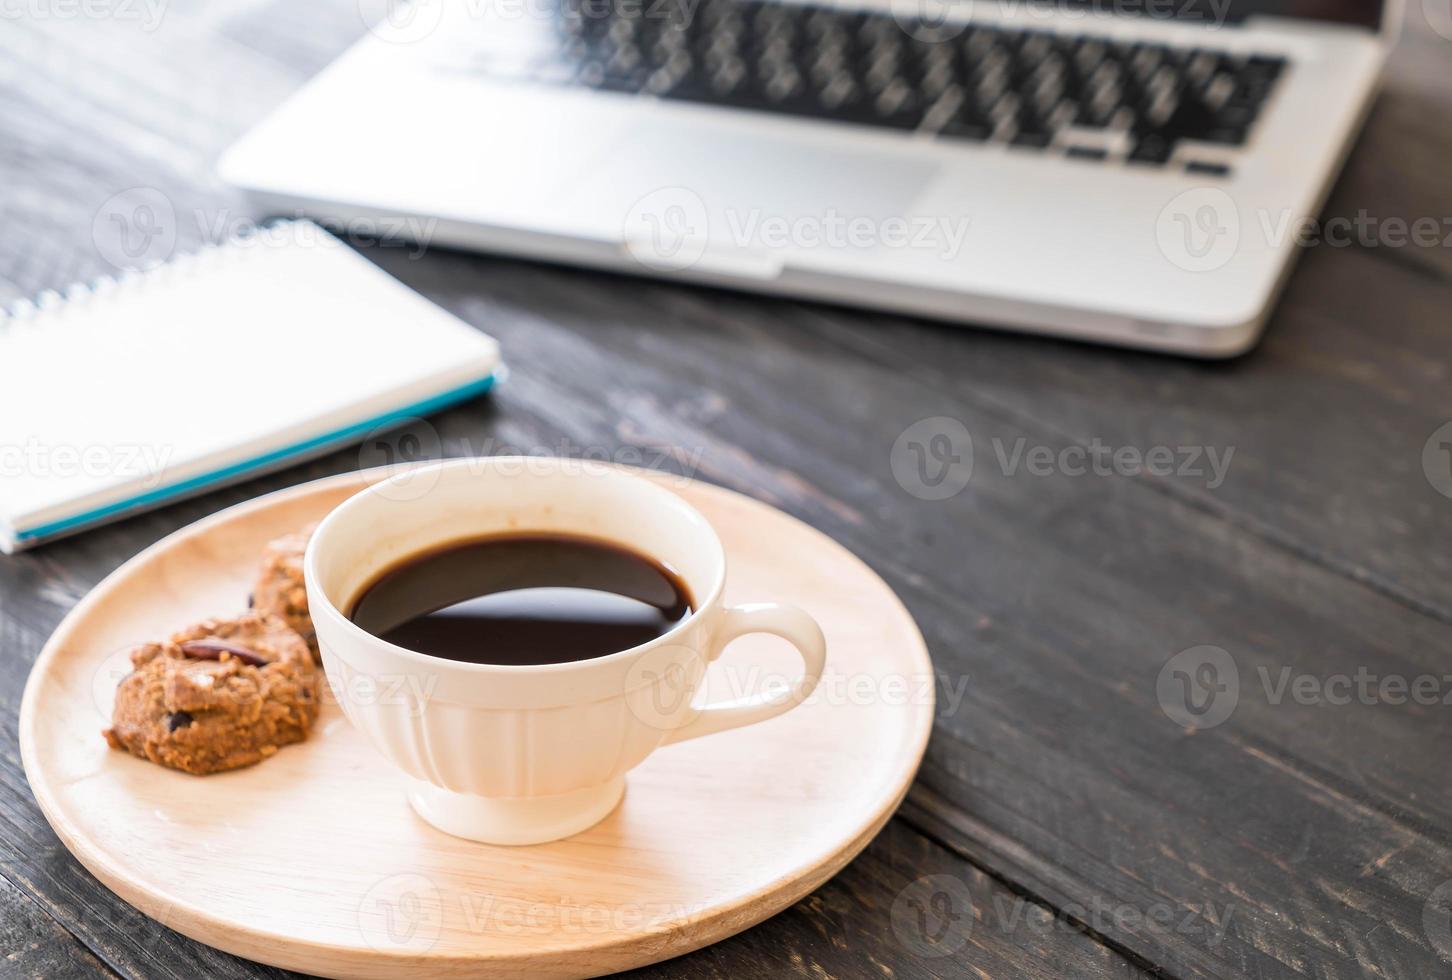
[348,534,693,665]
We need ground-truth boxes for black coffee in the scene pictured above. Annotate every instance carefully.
[348,533,693,666]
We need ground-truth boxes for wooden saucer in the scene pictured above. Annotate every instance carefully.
[20,467,934,979]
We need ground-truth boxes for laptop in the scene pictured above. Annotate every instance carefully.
[218,0,1399,357]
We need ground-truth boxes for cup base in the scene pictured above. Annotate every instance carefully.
[407,777,626,845]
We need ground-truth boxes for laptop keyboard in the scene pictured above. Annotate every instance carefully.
[468,0,1287,172]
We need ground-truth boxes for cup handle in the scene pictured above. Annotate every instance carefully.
[663,602,826,745]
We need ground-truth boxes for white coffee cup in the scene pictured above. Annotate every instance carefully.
[305,457,826,845]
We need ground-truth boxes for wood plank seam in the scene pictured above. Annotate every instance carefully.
[890,806,1185,980]
[781,303,1452,628]
[1349,236,1452,287]
[0,864,127,980]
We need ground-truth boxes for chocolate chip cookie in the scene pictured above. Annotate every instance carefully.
[251,522,319,662]
[103,613,319,775]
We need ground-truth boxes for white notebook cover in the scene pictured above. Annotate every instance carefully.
[0,222,500,552]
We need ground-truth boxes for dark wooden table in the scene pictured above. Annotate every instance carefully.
[2,3,1450,977]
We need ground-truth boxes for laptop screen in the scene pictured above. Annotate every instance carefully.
[1056,0,1384,30]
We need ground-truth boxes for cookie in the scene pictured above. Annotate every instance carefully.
[102,613,319,775]
[252,522,319,662]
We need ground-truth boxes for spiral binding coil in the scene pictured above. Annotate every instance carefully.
[0,221,311,327]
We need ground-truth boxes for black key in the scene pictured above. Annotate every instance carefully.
[1064,145,1107,160]
[1075,100,1116,128]
[870,78,926,129]
[939,107,992,140]
[1186,160,1231,176]
[498,0,1292,149]
[1011,129,1052,148]
[1215,103,1259,129]
[1202,125,1247,145]
[1128,134,1173,164]
[1246,54,1285,77]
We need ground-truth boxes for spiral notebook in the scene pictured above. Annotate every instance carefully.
[0,222,501,553]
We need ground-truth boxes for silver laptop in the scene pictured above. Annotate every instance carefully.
[218,0,1399,356]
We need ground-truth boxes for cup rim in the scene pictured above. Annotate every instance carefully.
[303,457,727,675]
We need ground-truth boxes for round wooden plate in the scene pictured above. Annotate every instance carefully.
[20,467,934,979]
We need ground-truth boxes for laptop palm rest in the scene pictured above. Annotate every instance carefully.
[559,121,938,273]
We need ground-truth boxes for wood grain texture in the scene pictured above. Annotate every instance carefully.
[21,469,936,978]
[0,1,1449,978]
[0,871,118,979]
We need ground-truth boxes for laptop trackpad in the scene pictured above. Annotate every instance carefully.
[560,122,937,270]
